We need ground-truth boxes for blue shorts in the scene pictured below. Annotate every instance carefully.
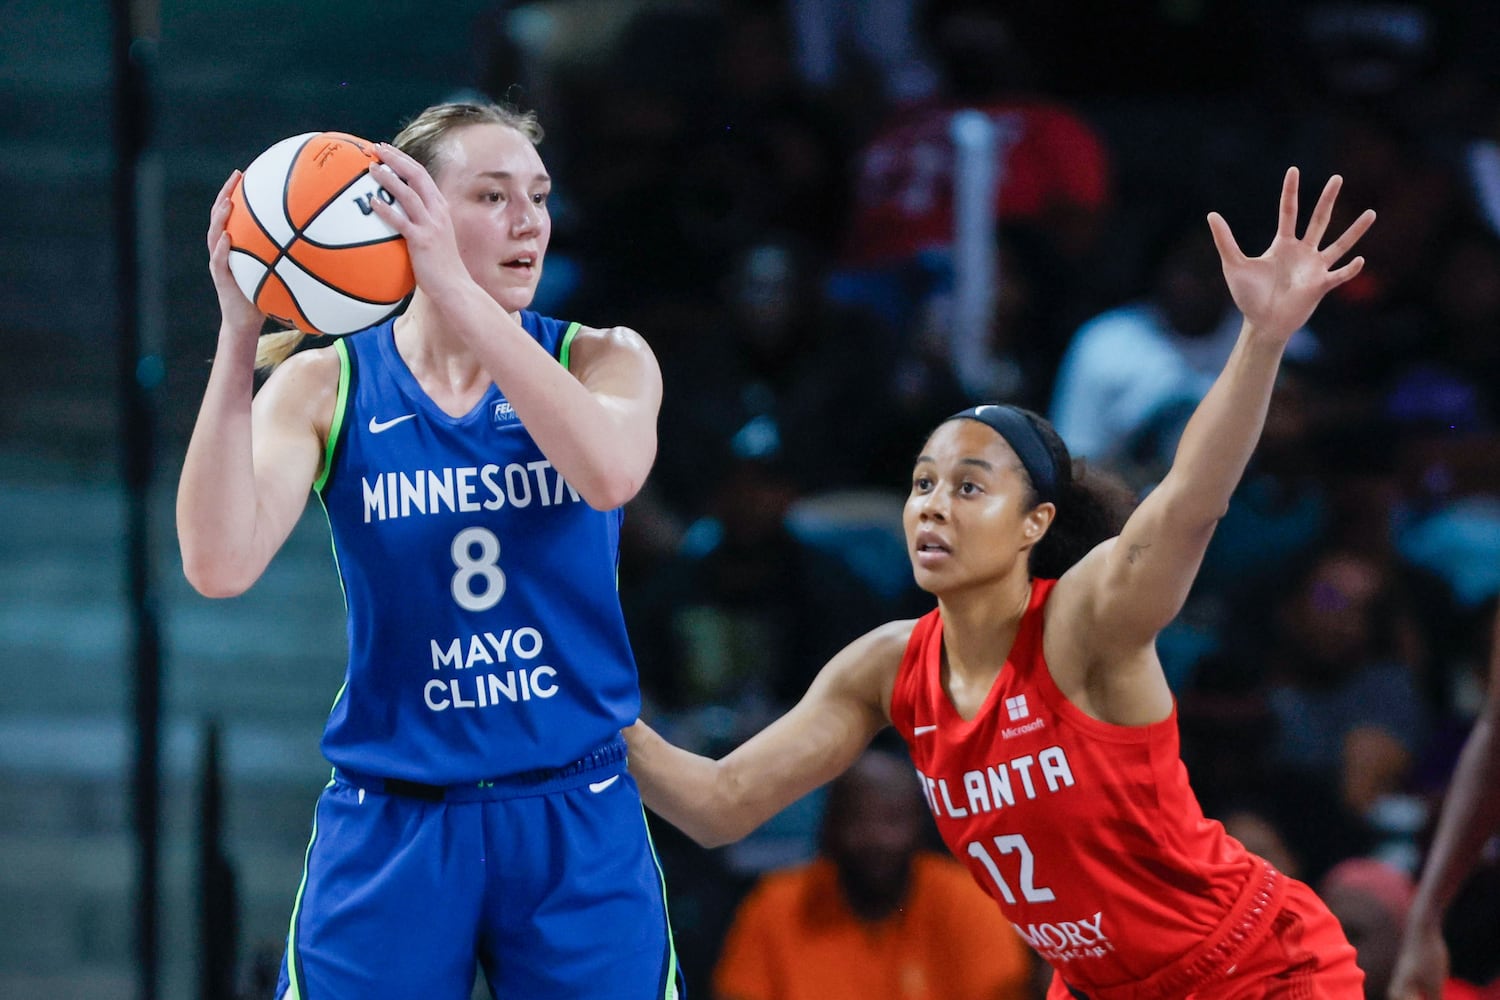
[276,738,684,1000]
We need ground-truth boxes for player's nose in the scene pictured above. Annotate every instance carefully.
[511,201,540,237]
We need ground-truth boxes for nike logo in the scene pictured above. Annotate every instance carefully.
[913,725,938,736]
[588,775,621,794]
[368,413,416,433]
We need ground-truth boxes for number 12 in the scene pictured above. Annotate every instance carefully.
[966,834,1055,904]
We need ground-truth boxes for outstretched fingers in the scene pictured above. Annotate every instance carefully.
[1302,173,1342,247]
[1321,207,1377,266]
[1206,211,1245,266]
[1325,254,1366,288]
[1276,166,1300,240]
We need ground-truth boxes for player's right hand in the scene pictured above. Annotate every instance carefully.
[207,170,267,335]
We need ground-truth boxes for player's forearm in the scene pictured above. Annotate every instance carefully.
[626,722,755,848]
[432,284,657,509]
[1408,713,1500,925]
[177,323,269,595]
[1159,324,1283,524]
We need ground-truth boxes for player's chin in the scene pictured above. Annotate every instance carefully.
[490,280,538,314]
[908,564,943,595]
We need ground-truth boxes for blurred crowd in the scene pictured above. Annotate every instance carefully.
[450,0,1500,995]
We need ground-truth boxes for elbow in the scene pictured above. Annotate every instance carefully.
[179,549,254,599]
[579,463,652,511]
[582,478,643,511]
[183,566,251,599]
[694,814,756,850]
[694,830,735,851]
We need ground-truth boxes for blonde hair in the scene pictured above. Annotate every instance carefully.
[393,100,543,178]
[254,100,544,371]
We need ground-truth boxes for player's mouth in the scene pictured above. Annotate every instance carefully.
[913,531,951,566]
[502,254,536,272]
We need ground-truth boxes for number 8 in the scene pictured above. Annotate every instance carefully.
[451,526,505,612]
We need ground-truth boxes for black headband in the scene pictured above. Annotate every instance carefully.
[946,404,1060,503]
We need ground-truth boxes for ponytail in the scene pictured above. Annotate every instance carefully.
[1000,409,1136,578]
[254,329,310,371]
[1030,459,1135,578]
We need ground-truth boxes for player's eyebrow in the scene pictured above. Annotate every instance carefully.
[477,170,550,184]
[911,456,996,472]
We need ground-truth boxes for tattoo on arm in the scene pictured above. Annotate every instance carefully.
[1127,543,1151,565]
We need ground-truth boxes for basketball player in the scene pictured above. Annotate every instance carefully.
[179,102,682,999]
[626,167,1375,998]
[1389,602,1500,1000]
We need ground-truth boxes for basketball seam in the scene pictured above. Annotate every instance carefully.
[242,133,318,304]
[290,153,391,247]
[298,233,405,251]
[227,245,275,269]
[273,256,410,307]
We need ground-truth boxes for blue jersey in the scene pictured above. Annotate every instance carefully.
[314,312,641,783]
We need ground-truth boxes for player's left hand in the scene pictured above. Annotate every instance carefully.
[1207,167,1376,345]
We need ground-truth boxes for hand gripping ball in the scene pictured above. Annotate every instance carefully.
[225,131,415,336]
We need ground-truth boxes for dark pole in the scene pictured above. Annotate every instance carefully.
[198,721,239,1000]
[111,0,163,996]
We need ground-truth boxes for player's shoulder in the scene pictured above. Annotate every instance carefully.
[251,342,344,440]
[267,341,343,383]
[829,618,919,668]
[256,342,344,411]
[864,618,923,658]
[568,322,652,355]
[823,618,922,697]
[561,322,660,387]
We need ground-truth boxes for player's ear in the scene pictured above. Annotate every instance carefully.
[1022,502,1055,544]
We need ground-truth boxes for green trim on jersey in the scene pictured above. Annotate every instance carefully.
[314,339,352,494]
[557,321,582,371]
[642,806,683,1000]
[283,775,337,1000]
[315,481,350,719]
[315,340,352,724]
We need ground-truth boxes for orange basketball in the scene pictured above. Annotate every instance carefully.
[225,131,415,336]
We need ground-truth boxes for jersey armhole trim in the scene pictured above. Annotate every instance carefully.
[314,339,352,494]
[557,321,582,371]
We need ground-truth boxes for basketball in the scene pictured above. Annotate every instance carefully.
[226,131,415,336]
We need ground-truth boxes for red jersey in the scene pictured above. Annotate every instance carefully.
[889,579,1286,997]
[840,99,1110,267]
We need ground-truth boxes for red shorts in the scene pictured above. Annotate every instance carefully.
[1044,879,1363,1000]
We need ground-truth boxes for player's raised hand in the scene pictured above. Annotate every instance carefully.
[366,142,464,293]
[1207,167,1376,345]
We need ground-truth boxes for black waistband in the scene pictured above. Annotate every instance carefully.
[335,735,628,803]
